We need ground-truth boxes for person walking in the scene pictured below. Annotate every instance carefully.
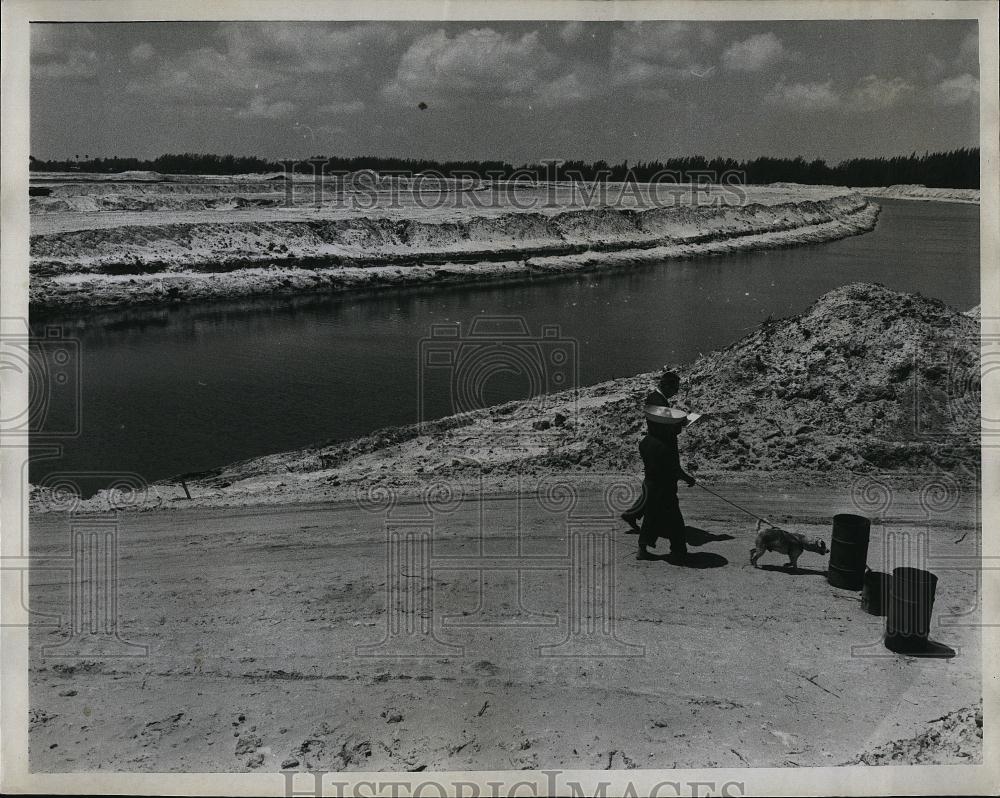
[621,369,681,532]
[636,404,696,561]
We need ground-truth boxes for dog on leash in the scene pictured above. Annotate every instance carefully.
[749,519,828,569]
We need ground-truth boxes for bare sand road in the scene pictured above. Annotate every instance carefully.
[29,477,980,772]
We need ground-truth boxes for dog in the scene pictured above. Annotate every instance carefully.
[749,519,828,569]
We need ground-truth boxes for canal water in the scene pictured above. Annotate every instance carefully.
[30,199,979,494]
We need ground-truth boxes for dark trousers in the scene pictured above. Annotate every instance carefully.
[639,486,687,554]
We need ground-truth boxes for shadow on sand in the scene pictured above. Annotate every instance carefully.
[757,563,828,577]
[684,526,735,546]
[661,551,729,569]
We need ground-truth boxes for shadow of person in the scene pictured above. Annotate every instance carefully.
[758,563,828,577]
[685,526,736,546]
[664,551,728,569]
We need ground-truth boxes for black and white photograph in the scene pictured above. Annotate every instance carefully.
[1,1,997,795]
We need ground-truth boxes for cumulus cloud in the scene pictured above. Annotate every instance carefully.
[531,65,607,108]
[610,21,718,90]
[31,24,99,78]
[849,75,915,111]
[722,32,790,72]
[926,28,978,81]
[381,28,564,107]
[31,24,93,57]
[217,22,406,76]
[237,96,296,119]
[935,73,980,105]
[128,42,156,64]
[764,80,840,111]
[764,74,920,113]
[123,22,380,120]
[317,99,365,115]
[126,45,267,102]
[558,21,587,44]
[956,29,978,71]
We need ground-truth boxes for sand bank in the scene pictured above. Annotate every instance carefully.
[860,184,980,204]
[34,282,976,515]
[30,184,878,311]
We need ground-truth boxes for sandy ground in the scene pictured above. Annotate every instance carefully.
[26,282,983,771]
[29,176,878,311]
[29,477,981,772]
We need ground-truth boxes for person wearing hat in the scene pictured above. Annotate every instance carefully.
[621,370,681,532]
[637,402,696,561]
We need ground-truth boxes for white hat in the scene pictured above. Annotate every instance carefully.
[644,405,687,425]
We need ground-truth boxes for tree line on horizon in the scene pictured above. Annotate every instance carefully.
[28,147,979,188]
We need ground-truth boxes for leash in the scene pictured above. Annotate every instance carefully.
[694,482,775,527]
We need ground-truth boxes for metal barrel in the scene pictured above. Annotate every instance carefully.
[826,513,871,590]
[885,566,938,646]
[861,569,891,616]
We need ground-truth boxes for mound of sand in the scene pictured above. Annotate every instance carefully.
[847,704,982,765]
[44,283,977,513]
[635,282,979,476]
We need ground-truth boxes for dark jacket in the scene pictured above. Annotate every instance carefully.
[639,427,683,490]
[638,428,687,549]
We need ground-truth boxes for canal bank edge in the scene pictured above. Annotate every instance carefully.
[31,281,977,514]
[30,193,879,313]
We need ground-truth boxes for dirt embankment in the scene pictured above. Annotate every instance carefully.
[29,183,879,312]
[860,184,980,204]
[847,703,983,765]
[41,282,978,514]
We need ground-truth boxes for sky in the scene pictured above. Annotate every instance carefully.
[30,20,980,164]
